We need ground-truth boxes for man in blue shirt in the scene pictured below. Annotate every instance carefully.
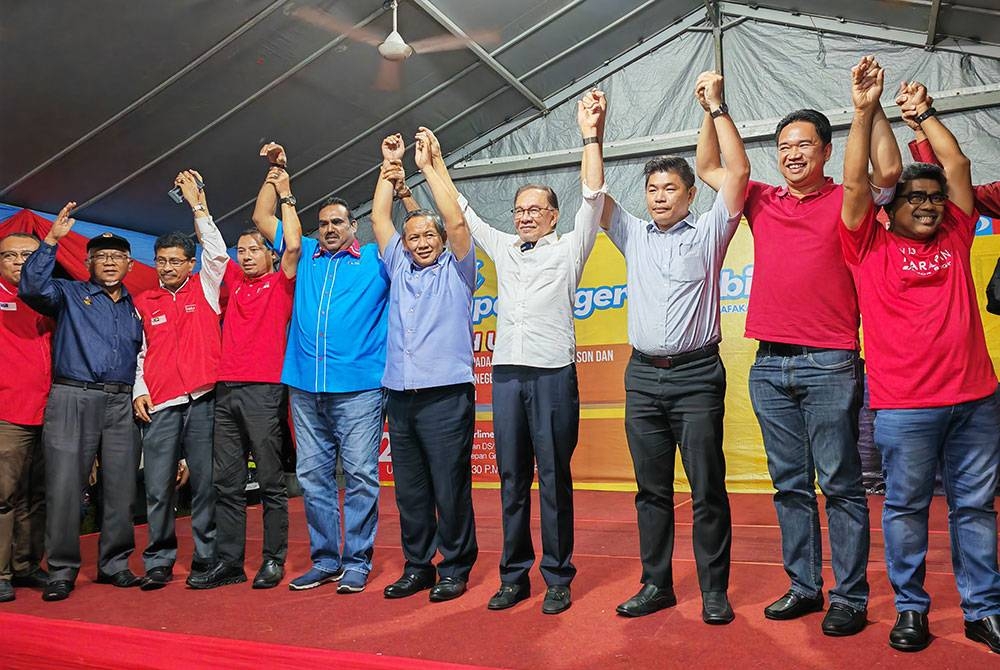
[20,202,145,602]
[253,144,390,594]
[372,131,478,602]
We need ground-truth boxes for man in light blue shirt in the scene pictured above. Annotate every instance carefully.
[601,74,750,625]
[252,143,389,594]
[371,130,478,603]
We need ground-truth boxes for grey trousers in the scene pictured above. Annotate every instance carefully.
[141,393,216,569]
[0,421,44,581]
[43,384,139,582]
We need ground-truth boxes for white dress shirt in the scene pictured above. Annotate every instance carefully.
[459,185,605,368]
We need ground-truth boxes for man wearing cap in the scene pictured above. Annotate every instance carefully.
[0,232,54,602]
[20,202,145,601]
[132,170,228,590]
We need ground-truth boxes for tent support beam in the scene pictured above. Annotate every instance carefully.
[926,0,942,49]
[411,0,547,112]
[443,83,1000,180]
[0,0,289,199]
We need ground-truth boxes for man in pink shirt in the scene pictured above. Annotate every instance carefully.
[842,70,1000,655]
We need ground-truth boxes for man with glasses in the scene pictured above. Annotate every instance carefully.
[437,91,606,614]
[0,233,53,602]
[132,170,229,590]
[842,74,1000,654]
[20,203,145,601]
[252,143,389,595]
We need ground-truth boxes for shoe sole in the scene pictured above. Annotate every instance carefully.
[542,601,571,615]
[616,600,677,618]
[384,585,432,599]
[337,584,366,594]
[965,629,1000,654]
[703,613,735,625]
[764,605,824,620]
[822,624,867,637]
[429,590,465,602]
[488,595,530,611]
[139,580,170,592]
[288,571,345,591]
[889,638,930,652]
[187,574,247,590]
[252,580,282,590]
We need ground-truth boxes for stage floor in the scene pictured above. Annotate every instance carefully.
[0,488,993,669]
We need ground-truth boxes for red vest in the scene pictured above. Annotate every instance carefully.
[135,274,222,405]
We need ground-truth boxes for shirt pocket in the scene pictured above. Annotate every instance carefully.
[674,250,708,283]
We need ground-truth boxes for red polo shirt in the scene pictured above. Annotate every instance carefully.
[217,261,294,384]
[841,200,997,409]
[744,179,860,350]
[0,278,54,425]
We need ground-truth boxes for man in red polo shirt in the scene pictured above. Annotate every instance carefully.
[697,56,902,636]
[133,170,228,590]
[0,232,53,602]
[187,148,300,590]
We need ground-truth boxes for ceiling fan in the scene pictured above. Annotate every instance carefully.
[292,0,498,91]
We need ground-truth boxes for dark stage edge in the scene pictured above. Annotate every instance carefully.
[1,489,994,669]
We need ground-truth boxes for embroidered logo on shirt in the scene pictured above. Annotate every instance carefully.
[151,315,167,325]
[0,302,15,311]
[185,304,196,313]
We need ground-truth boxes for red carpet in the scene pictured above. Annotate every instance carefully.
[0,489,992,669]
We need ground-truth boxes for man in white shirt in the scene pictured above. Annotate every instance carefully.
[421,91,606,614]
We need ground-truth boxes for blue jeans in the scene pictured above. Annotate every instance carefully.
[749,347,870,608]
[290,388,384,576]
[875,390,1000,620]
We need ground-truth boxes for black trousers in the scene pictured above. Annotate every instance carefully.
[212,383,288,567]
[624,353,732,593]
[385,383,477,581]
[492,364,578,587]
[43,384,139,582]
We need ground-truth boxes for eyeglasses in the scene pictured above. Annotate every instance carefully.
[90,251,130,263]
[0,250,34,262]
[895,191,948,206]
[154,257,193,268]
[511,206,555,219]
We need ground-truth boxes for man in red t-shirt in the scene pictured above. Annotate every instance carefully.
[0,233,53,602]
[187,148,300,590]
[133,170,228,590]
[842,74,1000,655]
[697,56,902,636]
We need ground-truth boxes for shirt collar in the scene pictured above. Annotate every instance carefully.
[313,238,361,260]
[158,276,191,294]
[406,249,450,271]
[646,210,697,234]
[511,230,558,249]
[775,176,835,200]
[86,280,130,299]
[0,277,16,296]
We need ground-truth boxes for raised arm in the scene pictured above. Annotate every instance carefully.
[20,200,75,313]
[251,142,286,245]
[842,58,883,230]
[416,128,471,259]
[264,163,302,278]
[867,63,903,189]
[175,169,227,312]
[422,126,460,202]
[695,84,725,193]
[899,81,974,216]
[371,134,405,253]
[695,72,750,216]
[578,89,606,193]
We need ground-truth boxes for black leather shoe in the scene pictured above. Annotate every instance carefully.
[189,560,213,579]
[702,591,735,625]
[186,562,247,590]
[764,590,824,620]
[487,582,530,610]
[140,566,173,591]
[542,585,571,615]
[965,614,1000,654]
[42,580,74,601]
[12,567,49,588]
[616,584,677,618]
[429,577,467,602]
[383,572,434,599]
[822,602,867,636]
[252,560,284,589]
[0,580,13,602]
[889,610,930,652]
[96,569,141,588]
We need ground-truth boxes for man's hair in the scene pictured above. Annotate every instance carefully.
[153,232,195,258]
[887,162,948,213]
[0,232,39,245]
[320,196,355,220]
[237,228,272,250]
[775,109,833,146]
[643,156,695,189]
[514,184,559,210]
[403,208,447,242]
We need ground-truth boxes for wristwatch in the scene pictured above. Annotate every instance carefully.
[279,194,297,207]
[915,107,937,124]
[710,103,729,119]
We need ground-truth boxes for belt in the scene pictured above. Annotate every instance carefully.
[55,378,133,394]
[756,341,851,357]
[631,344,719,369]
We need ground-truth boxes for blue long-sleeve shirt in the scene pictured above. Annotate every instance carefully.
[19,241,143,385]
